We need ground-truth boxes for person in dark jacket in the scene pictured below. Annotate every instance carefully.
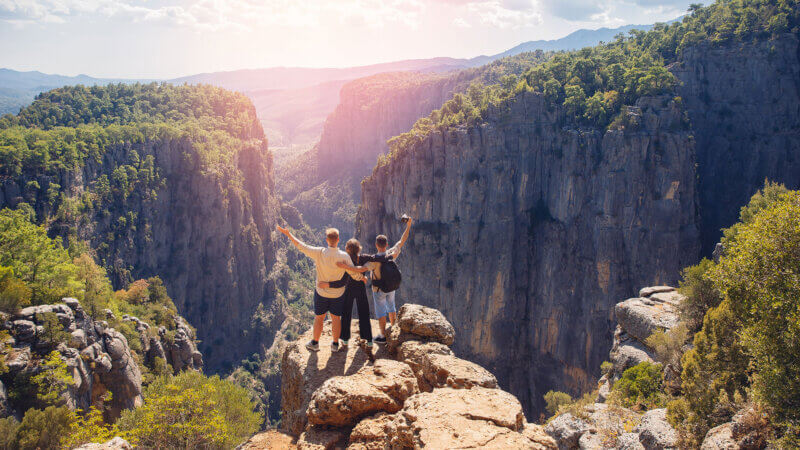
[319,238,387,359]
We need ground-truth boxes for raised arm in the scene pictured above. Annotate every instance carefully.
[276,225,318,258]
[395,217,413,250]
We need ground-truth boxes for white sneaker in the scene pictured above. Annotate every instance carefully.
[331,341,341,352]
[306,340,319,352]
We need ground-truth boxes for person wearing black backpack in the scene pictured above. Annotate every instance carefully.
[370,216,413,344]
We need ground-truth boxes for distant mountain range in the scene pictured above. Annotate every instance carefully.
[0,21,658,144]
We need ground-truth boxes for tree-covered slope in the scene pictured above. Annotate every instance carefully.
[0,83,284,372]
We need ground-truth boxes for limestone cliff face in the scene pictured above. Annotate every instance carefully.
[356,91,700,415]
[0,136,283,371]
[317,72,463,173]
[671,34,800,253]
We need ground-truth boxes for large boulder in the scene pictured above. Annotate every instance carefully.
[280,320,389,436]
[420,353,498,390]
[347,412,395,450]
[394,340,453,390]
[388,387,538,449]
[544,413,590,450]
[306,359,418,427]
[614,294,681,343]
[635,408,678,450]
[74,437,133,449]
[297,426,346,450]
[396,304,455,345]
[577,403,642,449]
[701,423,737,450]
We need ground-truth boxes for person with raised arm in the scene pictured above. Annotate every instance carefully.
[276,225,368,353]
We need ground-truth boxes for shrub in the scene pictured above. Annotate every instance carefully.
[544,390,572,417]
[35,312,70,348]
[610,362,664,410]
[62,407,116,449]
[0,265,32,312]
[677,258,720,331]
[15,406,74,450]
[645,323,689,368]
[26,351,75,407]
[711,188,800,432]
[0,208,80,304]
[117,371,261,449]
[0,417,20,449]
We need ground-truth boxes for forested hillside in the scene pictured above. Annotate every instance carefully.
[0,83,286,373]
[357,0,800,420]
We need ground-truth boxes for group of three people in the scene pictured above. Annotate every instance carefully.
[276,217,413,357]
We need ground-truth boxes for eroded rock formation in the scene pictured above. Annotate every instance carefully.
[0,298,202,420]
[277,303,557,449]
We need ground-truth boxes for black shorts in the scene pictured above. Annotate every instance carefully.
[314,292,344,316]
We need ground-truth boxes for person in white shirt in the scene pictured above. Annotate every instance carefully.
[276,225,368,352]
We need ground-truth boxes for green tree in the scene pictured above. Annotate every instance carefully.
[0,208,80,304]
[29,351,75,406]
[117,371,261,449]
[0,265,32,312]
[610,362,664,410]
[677,258,721,331]
[544,390,572,417]
[15,406,74,450]
[74,253,113,319]
[711,188,800,429]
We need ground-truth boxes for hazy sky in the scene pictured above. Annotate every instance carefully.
[0,0,701,79]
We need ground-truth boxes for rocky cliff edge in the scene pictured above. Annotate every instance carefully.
[242,303,556,449]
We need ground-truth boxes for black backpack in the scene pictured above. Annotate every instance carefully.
[374,253,402,293]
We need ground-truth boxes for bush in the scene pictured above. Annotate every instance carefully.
[0,265,31,312]
[0,417,20,449]
[677,258,720,331]
[117,371,261,449]
[711,188,800,431]
[670,299,749,446]
[15,406,74,450]
[610,362,664,410]
[0,208,80,304]
[62,407,116,449]
[544,390,573,417]
[645,323,689,368]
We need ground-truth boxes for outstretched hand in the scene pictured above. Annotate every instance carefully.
[276,225,289,237]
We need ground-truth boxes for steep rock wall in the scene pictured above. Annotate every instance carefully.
[0,137,283,371]
[671,34,800,253]
[356,91,700,415]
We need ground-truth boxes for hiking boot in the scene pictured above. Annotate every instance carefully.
[373,335,387,344]
[305,340,319,352]
[331,341,341,353]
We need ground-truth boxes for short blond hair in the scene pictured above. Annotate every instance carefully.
[325,228,340,241]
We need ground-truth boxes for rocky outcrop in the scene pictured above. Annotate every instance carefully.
[279,303,556,449]
[635,409,678,450]
[670,34,800,255]
[599,286,683,398]
[122,313,203,373]
[74,437,133,450]
[357,91,700,416]
[306,359,419,427]
[0,298,202,420]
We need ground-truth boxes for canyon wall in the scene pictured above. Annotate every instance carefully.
[0,135,284,372]
[356,90,700,415]
[671,34,800,253]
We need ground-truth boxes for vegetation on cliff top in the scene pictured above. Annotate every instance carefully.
[380,0,799,171]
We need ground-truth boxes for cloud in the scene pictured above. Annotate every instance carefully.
[537,0,605,21]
